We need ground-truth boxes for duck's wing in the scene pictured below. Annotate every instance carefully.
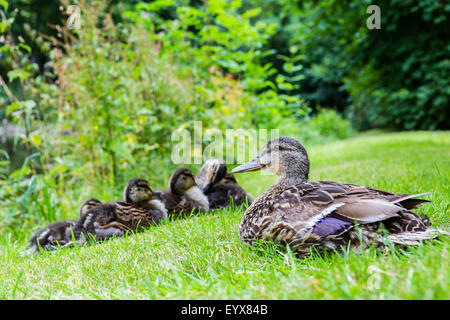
[96,221,131,232]
[269,182,403,226]
[113,201,159,230]
[90,222,127,240]
[240,182,430,245]
[72,202,131,239]
[331,181,432,210]
[153,190,191,218]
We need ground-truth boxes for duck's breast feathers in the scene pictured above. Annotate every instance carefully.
[184,186,209,210]
[147,199,168,220]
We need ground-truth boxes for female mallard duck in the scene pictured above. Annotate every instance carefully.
[28,198,102,253]
[231,136,448,258]
[154,168,209,218]
[73,178,167,242]
[196,158,253,209]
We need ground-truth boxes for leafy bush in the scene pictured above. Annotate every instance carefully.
[125,0,305,129]
[295,109,354,145]
[284,0,450,130]
[41,0,305,183]
[0,0,310,237]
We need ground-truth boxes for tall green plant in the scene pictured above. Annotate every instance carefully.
[45,2,207,184]
[126,0,306,129]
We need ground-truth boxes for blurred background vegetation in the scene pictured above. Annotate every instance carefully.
[0,0,448,238]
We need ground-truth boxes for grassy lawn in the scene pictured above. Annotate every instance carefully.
[0,131,449,299]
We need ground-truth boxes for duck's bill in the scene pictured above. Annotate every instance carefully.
[231,159,262,173]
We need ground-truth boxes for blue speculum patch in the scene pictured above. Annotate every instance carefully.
[312,216,353,237]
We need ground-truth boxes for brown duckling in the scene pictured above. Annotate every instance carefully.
[154,168,209,218]
[206,173,253,209]
[196,158,253,210]
[28,198,102,253]
[72,178,167,243]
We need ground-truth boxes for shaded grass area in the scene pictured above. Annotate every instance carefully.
[0,131,449,299]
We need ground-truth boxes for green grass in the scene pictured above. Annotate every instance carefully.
[0,131,449,299]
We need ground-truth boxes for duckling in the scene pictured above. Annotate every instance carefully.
[231,136,448,258]
[208,173,253,209]
[196,159,252,209]
[121,178,168,223]
[28,221,77,253]
[79,198,103,218]
[154,168,209,218]
[195,158,227,191]
[28,198,102,253]
[73,178,167,243]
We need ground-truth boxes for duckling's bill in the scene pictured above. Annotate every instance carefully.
[231,158,262,173]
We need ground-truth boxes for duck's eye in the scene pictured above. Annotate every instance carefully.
[277,145,296,152]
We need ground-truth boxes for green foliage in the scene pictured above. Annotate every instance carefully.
[0,1,59,236]
[3,0,449,133]
[284,0,450,130]
[49,14,203,183]
[126,0,305,129]
[298,109,355,145]
[43,0,302,185]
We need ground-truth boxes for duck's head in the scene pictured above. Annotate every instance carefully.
[123,178,154,203]
[231,137,310,184]
[79,198,102,218]
[196,159,228,192]
[169,168,197,196]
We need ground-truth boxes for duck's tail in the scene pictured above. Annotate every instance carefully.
[389,192,431,210]
[387,228,449,246]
